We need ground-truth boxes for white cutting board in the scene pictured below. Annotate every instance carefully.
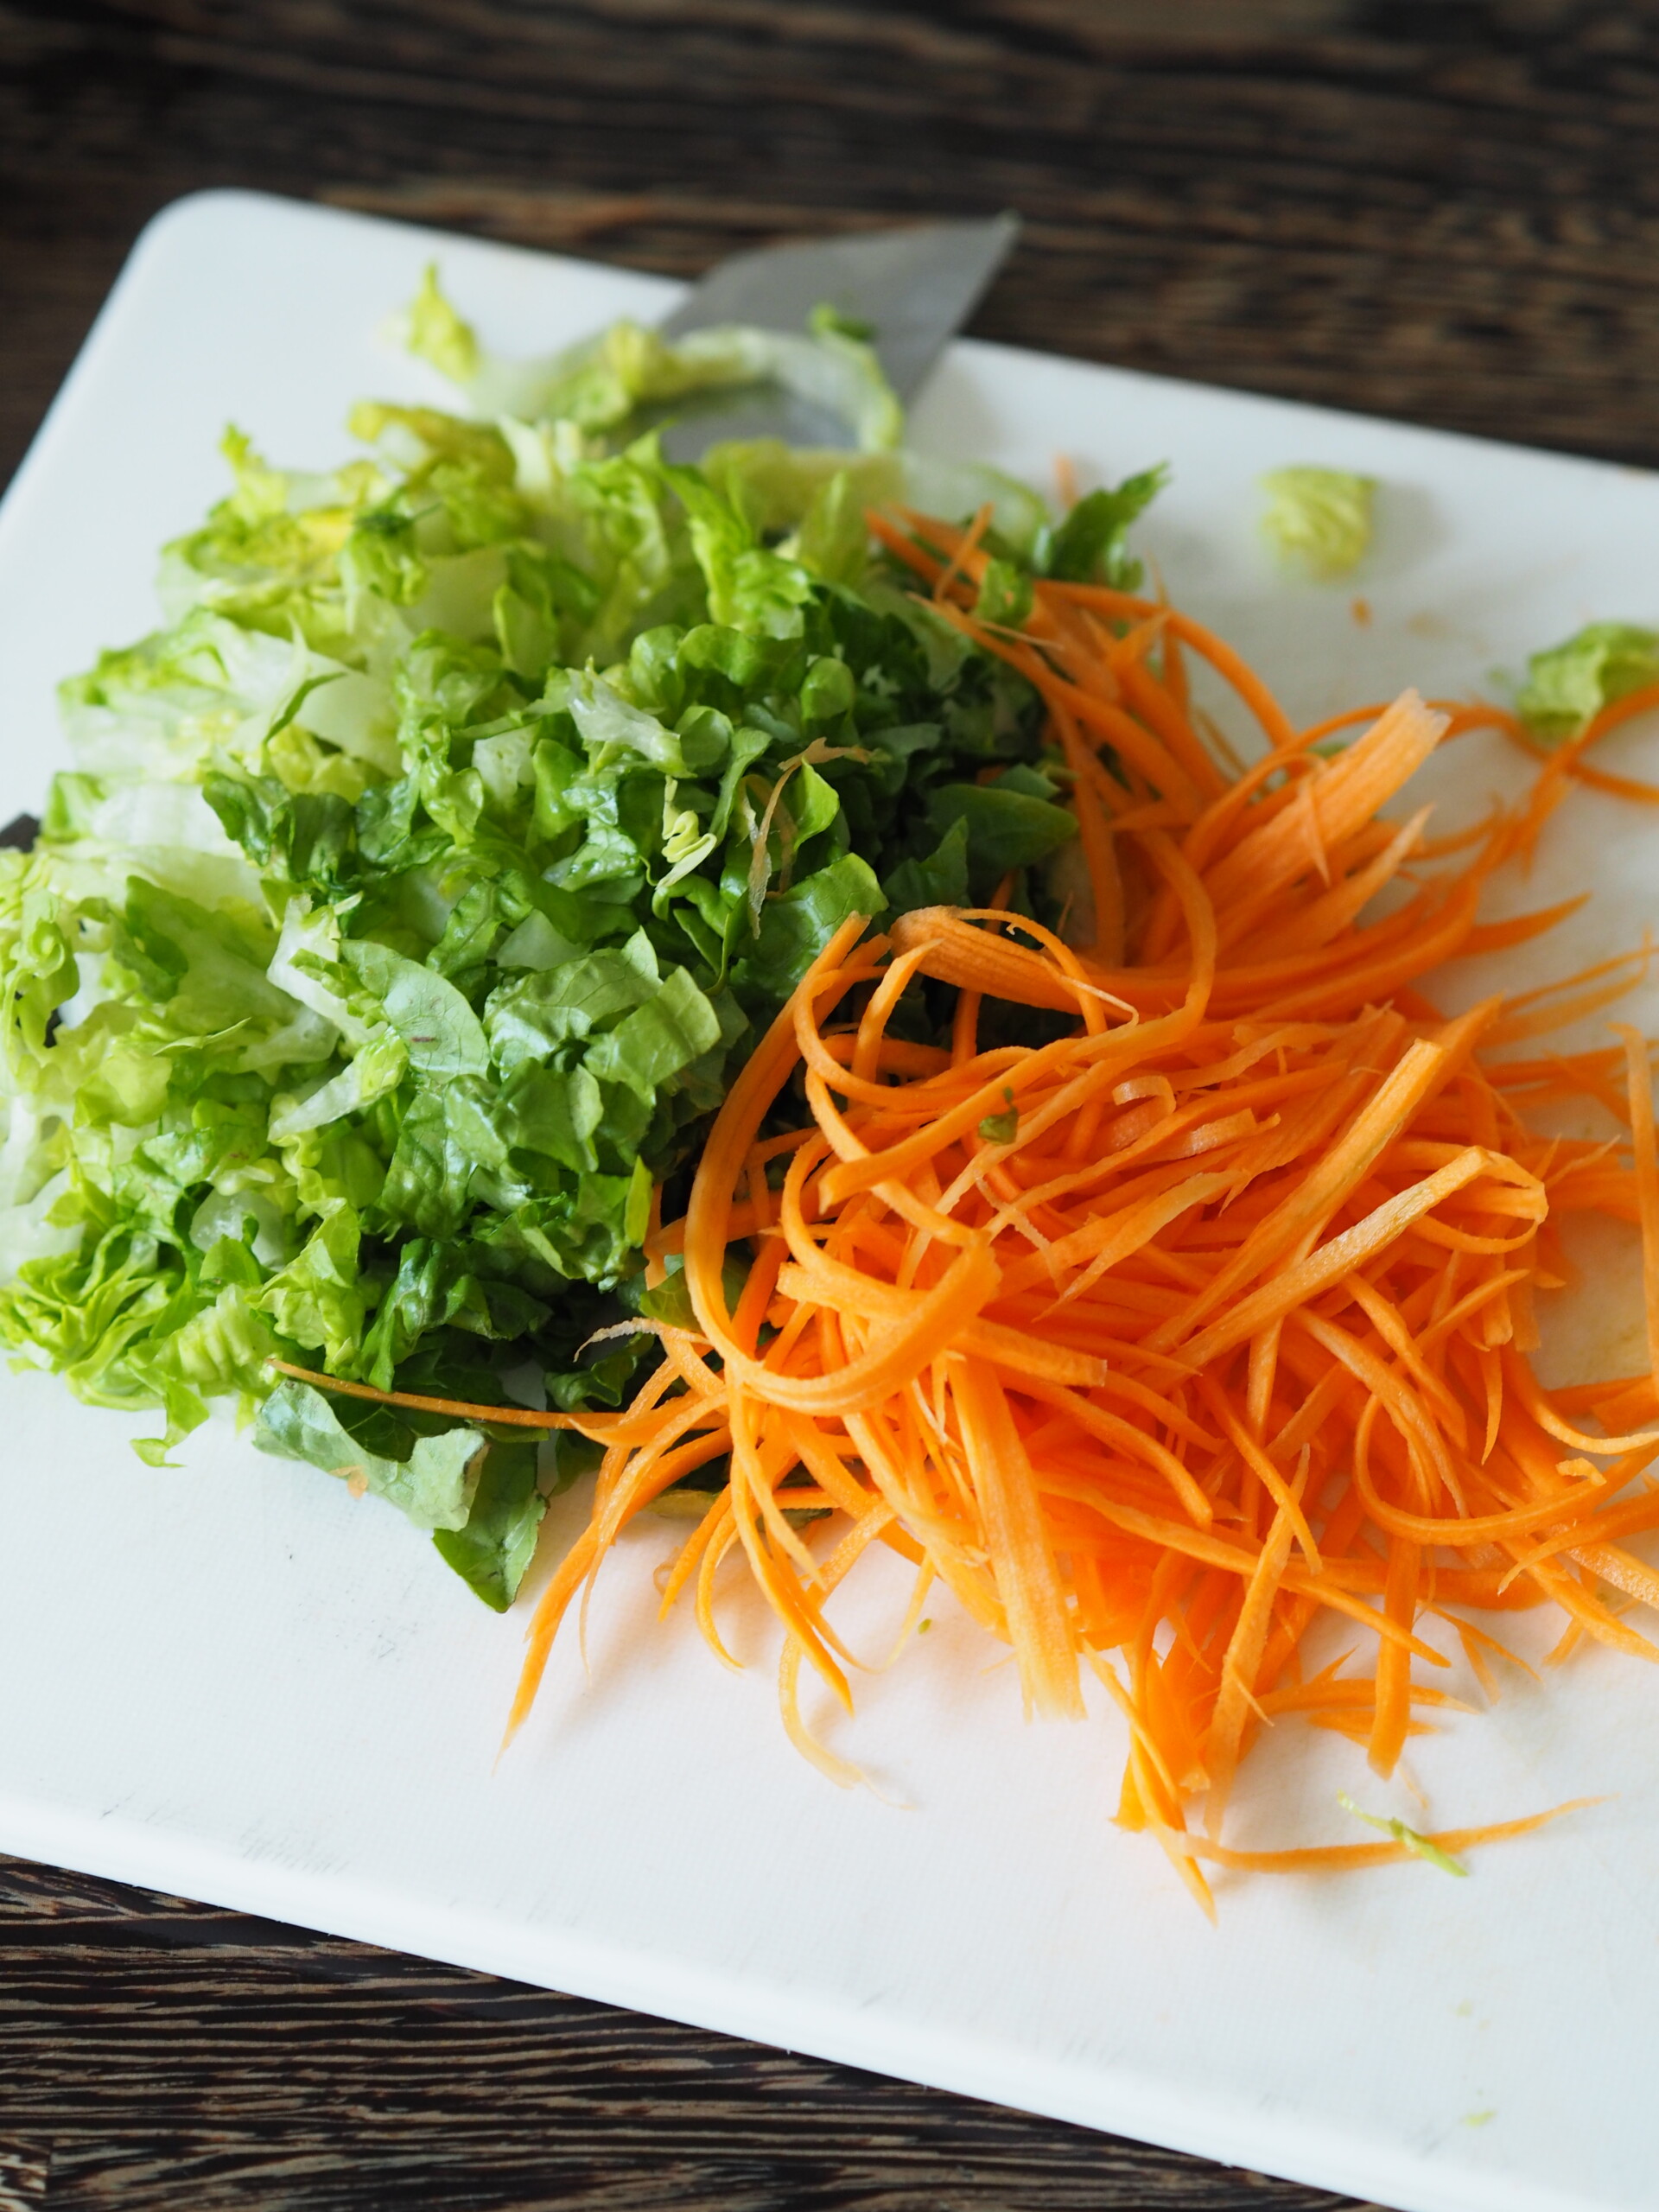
[3,190,1659,2212]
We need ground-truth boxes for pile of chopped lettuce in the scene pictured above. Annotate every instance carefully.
[0,272,1161,1608]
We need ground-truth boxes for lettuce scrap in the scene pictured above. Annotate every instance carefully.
[1515,620,1659,745]
[1260,465,1376,578]
[1037,467,1168,592]
[399,265,906,451]
[1337,1792,1467,1877]
[0,275,1164,1607]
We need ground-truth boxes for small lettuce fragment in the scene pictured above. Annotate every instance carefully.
[1260,466,1376,577]
[400,267,481,391]
[882,814,970,915]
[1338,1792,1468,1876]
[583,965,721,1102]
[735,852,886,1001]
[400,267,903,452]
[927,779,1077,880]
[253,1376,486,1531]
[342,941,490,1078]
[1515,620,1659,744]
[1038,467,1169,591]
[978,1086,1020,1145]
[974,558,1034,628]
[432,1439,546,1610]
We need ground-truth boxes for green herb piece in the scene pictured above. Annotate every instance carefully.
[928,780,1077,880]
[979,1086,1020,1144]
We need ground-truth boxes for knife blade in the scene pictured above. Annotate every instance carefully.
[651,213,1019,457]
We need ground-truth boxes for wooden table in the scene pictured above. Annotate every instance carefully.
[3,4,1656,2204]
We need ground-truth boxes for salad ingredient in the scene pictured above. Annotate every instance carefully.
[440,516,1655,1905]
[1260,465,1376,577]
[1337,1794,1469,1876]
[1151,1798,1583,1878]
[0,281,1166,1609]
[1032,467,1168,592]
[1514,620,1659,744]
[1503,648,1659,813]
[399,265,908,450]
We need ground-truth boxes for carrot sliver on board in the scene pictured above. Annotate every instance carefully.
[284,505,1659,1904]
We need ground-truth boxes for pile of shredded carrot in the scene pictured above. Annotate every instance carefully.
[284,509,1659,1912]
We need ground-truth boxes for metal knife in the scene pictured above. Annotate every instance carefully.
[651,213,1020,458]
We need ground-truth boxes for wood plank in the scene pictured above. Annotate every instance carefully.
[0,1854,1370,2209]
[6,3,1659,488]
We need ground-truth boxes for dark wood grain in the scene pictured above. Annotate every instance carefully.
[10,0,1659,496]
[3,2,1649,2204]
[0,1854,1378,2211]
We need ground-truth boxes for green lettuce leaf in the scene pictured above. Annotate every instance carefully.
[927,779,1077,880]
[881,815,971,913]
[401,268,904,452]
[1260,466,1376,578]
[1515,621,1659,744]
[974,558,1034,628]
[1038,467,1170,590]
[735,851,885,1001]
[431,1438,546,1611]
[252,1376,486,1531]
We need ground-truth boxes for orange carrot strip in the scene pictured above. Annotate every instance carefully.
[1154,1799,1594,1874]
[1617,1023,1659,1411]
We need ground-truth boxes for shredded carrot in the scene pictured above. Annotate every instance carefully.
[272,505,1657,1907]
[264,1357,633,1437]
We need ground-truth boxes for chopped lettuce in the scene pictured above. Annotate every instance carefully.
[1037,467,1169,592]
[1338,1792,1467,1877]
[430,1437,547,1611]
[1260,465,1376,578]
[0,278,1168,1606]
[399,264,904,451]
[1514,620,1659,745]
[253,1376,486,1531]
